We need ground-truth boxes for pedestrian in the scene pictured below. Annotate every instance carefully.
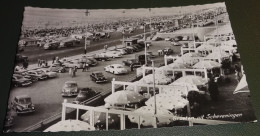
[130,64,134,72]
[37,59,40,67]
[146,43,150,49]
[69,67,73,77]
[234,64,241,81]
[39,59,43,67]
[82,63,86,72]
[208,79,219,101]
[86,63,89,71]
[104,44,108,51]
[52,56,55,64]
[73,66,77,77]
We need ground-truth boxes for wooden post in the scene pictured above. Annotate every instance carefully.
[142,65,146,77]
[76,108,79,120]
[138,116,141,129]
[90,110,94,127]
[106,112,109,130]
[112,78,115,94]
[120,114,125,130]
[204,68,208,80]
[61,99,67,121]
[164,55,167,66]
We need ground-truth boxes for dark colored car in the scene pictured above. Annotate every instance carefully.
[15,54,28,63]
[72,88,100,104]
[174,36,183,42]
[124,48,134,54]
[11,95,35,114]
[138,55,152,65]
[163,48,174,55]
[12,75,33,87]
[90,71,108,83]
[93,54,110,61]
[122,59,142,68]
[4,106,14,127]
[127,46,141,52]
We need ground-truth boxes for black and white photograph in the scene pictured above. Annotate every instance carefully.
[2,2,257,132]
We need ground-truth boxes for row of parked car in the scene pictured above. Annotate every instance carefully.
[12,68,58,88]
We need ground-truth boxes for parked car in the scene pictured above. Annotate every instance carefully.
[72,88,100,104]
[93,54,110,61]
[122,59,142,68]
[61,81,79,97]
[124,48,134,54]
[170,41,181,46]
[43,42,60,50]
[63,60,83,69]
[138,54,152,65]
[163,48,174,55]
[37,69,58,78]
[146,51,156,58]
[164,37,171,41]
[127,46,141,52]
[49,63,66,73]
[15,54,28,64]
[174,36,183,42]
[100,51,122,58]
[90,71,108,83]
[15,73,39,82]
[4,106,14,127]
[12,75,33,87]
[11,95,35,114]
[24,70,48,80]
[182,35,189,41]
[111,48,128,55]
[104,64,128,74]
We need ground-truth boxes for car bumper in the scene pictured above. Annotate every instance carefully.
[96,79,108,83]
[61,92,78,97]
[21,82,32,86]
[17,109,35,114]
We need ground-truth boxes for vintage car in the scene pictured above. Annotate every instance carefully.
[182,35,189,41]
[43,41,60,50]
[126,46,141,52]
[11,95,35,114]
[146,51,156,58]
[110,48,128,55]
[72,88,100,104]
[12,74,33,87]
[85,57,98,66]
[104,64,128,74]
[61,81,79,97]
[100,51,122,58]
[63,60,83,69]
[24,70,48,80]
[90,71,108,83]
[15,54,28,64]
[170,41,182,46]
[4,105,14,127]
[48,63,66,73]
[93,54,110,61]
[37,69,58,78]
[163,48,174,55]
[122,59,142,68]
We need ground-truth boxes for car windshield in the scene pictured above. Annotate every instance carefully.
[36,71,44,74]
[95,73,104,77]
[65,83,77,87]
[19,98,31,104]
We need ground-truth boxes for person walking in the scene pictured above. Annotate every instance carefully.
[37,59,41,67]
[73,66,77,77]
[52,56,55,64]
[69,67,73,77]
[82,63,86,72]
[104,44,108,51]
[86,63,89,71]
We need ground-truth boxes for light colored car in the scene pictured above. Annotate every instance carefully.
[61,81,79,97]
[63,61,83,69]
[101,51,122,58]
[104,64,128,74]
[37,69,58,78]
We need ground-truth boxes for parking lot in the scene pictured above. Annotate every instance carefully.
[9,40,180,131]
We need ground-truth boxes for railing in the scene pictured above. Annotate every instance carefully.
[61,102,238,130]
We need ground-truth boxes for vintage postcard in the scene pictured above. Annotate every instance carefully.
[3,2,257,132]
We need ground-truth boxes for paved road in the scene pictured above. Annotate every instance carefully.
[9,40,180,132]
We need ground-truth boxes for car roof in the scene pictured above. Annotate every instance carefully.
[15,95,30,99]
[110,64,123,67]
[65,81,77,84]
[92,71,103,74]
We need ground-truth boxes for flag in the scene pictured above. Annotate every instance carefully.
[233,74,250,94]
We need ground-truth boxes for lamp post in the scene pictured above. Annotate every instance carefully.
[84,9,90,54]
[151,60,157,128]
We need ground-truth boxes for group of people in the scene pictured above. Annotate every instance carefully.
[37,59,48,67]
